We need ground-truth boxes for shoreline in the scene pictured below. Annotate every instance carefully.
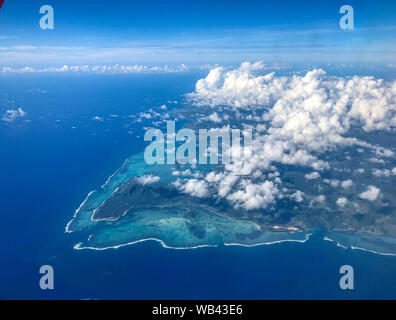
[323,236,396,257]
[73,232,312,251]
[65,190,96,234]
[71,231,396,257]
[73,238,219,251]
[66,153,396,257]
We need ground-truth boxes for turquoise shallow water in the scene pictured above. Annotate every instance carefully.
[66,149,396,256]
[67,151,310,250]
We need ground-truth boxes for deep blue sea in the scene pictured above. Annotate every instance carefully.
[1,72,396,299]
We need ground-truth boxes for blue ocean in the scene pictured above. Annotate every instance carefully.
[1,73,396,300]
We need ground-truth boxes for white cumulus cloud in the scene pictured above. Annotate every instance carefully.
[2,108,27,122]
[359,185,380,201]
[341,179,353,189]
[305,172,320,180]
[336,197,348,208]
[178,62,396,211]
[136,175,160,185]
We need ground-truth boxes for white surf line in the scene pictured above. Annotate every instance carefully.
[66,158,130,233]
[224,233,312,247]
[73,238,218,251]
[350,245,396,257]
[73,228,313,251]
[323,236,396,256]
[67,157,133,231]
[322,236,348,249]
[65,190,96,233]
[101,158,130,189]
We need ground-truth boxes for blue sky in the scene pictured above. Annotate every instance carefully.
[0,0,395,67]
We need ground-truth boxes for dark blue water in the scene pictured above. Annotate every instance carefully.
[1,74,396,299]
